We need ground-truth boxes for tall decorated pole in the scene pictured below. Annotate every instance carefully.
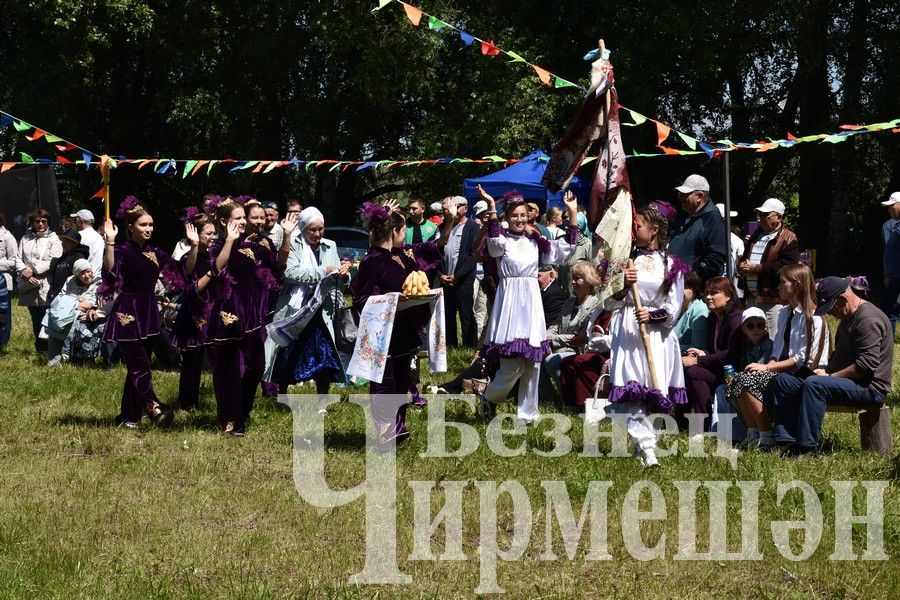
[100,155,111,221]
[543,39,659,391]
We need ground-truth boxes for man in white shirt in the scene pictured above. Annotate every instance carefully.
[71,209,104,274]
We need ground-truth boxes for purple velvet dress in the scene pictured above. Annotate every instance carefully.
[206,234,278,341]
[171,249,212,349]
[100,241,179,342]
[351,241,443,443]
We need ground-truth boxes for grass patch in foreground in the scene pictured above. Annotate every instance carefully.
[0,305,898,598]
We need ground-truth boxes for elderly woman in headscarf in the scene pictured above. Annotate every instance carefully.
[266,206,351,396]
[559,206,592,294]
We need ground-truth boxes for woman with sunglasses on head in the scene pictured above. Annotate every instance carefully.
[15,209,62,352]
[725,263,830,449]
[475,186,579,426]
[100,196,193,428]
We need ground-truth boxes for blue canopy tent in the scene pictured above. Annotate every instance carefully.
[462,150,590,210]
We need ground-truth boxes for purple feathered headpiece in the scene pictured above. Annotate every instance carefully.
[235,195,260,208]
[357,202,390,224]
[204,195,236,215]
[648,200,677,223]
[498,189,526,213]
[181,206,205,224]
[115,196,145,220]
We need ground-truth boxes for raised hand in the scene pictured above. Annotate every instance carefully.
[476,185,495,209]
[226,220,241,242]
[562,190,578,221]
[103,219,118,244]
[382,197,401,214]
[281,211,299,235]
[185,223,199,246]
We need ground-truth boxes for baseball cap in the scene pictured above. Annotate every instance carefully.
[755,198,785,215]
[59,228,82,244]
[429,202,442,213]
[814,276,850,316]
[526,201,541,213]
[675,174,710,194]
[451,196,468,206]
[261,201,278,210]
[538,264,556,273]
[716,203,738,218]
[741,307,766,323]
[880,191,900,206]
[69,209,94,222]
[473,200,489,215]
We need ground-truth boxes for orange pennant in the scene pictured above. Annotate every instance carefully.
[252,161,271,173]
[191,160,210,175]
[657,146,681,155]
[25,129,46,141]
[403,3,422,26]
[56,156,72,164]
[91,185,106,199]
[55,143,76,152]
[655,122,671,146]
[786,132,797,141]
[1,162,15,173]
[138,160,154,170]
[532,65,552,86]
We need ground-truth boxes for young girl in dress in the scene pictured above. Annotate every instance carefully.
[351,199,452,445]
[101,196,193,428]
[607,202,688,466]
[726,263,830,448]
[476,186,579,425]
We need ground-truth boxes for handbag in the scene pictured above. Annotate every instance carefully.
[333,287,358,354]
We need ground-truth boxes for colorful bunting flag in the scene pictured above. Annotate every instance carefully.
[481,40,500,56]
[427,15,447,30]
[655,122,671,146]
[403,3,422,26]
[372,0,393,11]
[459,31,475,46]
[532,65,552,86]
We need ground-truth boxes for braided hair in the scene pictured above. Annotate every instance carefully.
[636,203,674,294]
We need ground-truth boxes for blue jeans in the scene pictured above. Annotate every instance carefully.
[771,374,884,449]
[0,292,9,349]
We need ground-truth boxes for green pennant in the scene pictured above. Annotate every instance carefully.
[13,120,31,132]
[553,77,578,88]
[427,16,447,30]
[622,110,647,126]
[241,161,259,170]
[263,161,280,173]
[482,155,505,162]
[506,51,527,63]
[677,132,698,150]
[822,134,848,144]
[329,161,344,172]
[20,152,35,163]
[44,134,64,143]
[182,160,198,178]
[371,0,392,11]
[207,160,219,175]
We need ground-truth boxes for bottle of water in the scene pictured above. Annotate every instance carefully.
[724,364,736,385]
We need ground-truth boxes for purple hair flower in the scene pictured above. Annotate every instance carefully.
[358,202,390,223]
[115,195,144,220]
[181,206,203,223]
[648,200,677,222]
[204,195,235,215]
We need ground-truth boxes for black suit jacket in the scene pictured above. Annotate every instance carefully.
[541,280,568,328]
[438,219,480,284]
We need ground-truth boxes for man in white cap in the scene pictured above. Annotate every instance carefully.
[438,195,480,346]
[716,202,744,292]
[737,197,799,340]
[668,174,727,282]
[70,208,104,273]
[880,191,900,333]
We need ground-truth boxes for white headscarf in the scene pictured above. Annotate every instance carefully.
[287,207,326,309]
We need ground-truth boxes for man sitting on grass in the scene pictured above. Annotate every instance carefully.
[770,277,894,455]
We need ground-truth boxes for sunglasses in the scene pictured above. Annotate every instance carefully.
[743,321,766,330]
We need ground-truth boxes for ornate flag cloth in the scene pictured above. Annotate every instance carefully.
[266,276,330,348]
[347,290,446,384]
[594,188,634,304]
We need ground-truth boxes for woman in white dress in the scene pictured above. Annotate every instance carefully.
[476,186,579,425]
[606,201,689,466]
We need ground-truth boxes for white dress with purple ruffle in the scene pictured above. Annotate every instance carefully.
[606,250,687,413]
[482,220,576,362]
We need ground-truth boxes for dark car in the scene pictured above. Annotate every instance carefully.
[325,226,369,265]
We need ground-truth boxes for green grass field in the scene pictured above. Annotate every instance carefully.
[0,304,898,599]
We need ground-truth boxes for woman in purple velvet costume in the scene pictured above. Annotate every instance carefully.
[205,197,281,436]
[171,207,215,410]
[475,186,579,426]
[351,199,453,445]
[101,196,193,428]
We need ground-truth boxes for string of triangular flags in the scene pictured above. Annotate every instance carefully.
[3,109,899,181]
[372,1,900,158]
